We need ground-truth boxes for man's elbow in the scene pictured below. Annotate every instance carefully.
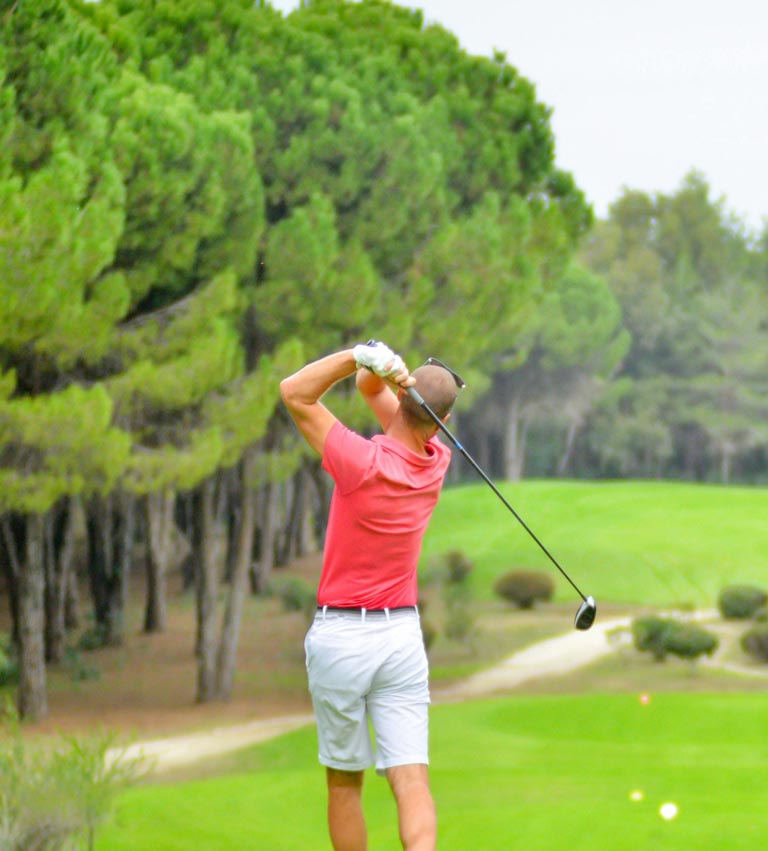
[279,376,297,407]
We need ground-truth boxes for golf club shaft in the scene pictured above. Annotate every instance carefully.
[407,387,587,602]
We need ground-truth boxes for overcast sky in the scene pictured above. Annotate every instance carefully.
[269,0,768,231]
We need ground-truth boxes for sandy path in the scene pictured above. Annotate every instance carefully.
[116,610,767,773]
[117,616,631,773]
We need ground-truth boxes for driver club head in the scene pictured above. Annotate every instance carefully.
[574,595,597,631]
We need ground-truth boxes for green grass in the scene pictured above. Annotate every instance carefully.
[99,693,768,851]
[94,481,768,849]
[422,480,768,605]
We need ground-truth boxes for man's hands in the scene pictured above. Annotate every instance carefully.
[353,341,415,389]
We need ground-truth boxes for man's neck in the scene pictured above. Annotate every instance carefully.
[385,414,432,456]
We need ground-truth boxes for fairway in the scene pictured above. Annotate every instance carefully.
[99,693,768,851]
[422,480,768,605]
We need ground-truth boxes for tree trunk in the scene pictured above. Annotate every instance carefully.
[86,493,134,647]
[557,421,579,478]
[252,479,278,593]
[65,564,80,630]
[44,497,76,664]
[0,515,22,647]
[18,514,47,721]
[721,447,733,484]
[194,477,219,703]
[216,449,256,700]
[144,490,175,633]
[503,397,527,481]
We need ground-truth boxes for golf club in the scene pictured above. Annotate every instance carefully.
[407,386,597,631]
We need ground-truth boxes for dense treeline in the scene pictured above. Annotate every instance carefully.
[1,0,765,721]
[0,0,591,719]
[466,171,768,483]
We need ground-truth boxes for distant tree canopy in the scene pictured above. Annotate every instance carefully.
[575,172,768,483]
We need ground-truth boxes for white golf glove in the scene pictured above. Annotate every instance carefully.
[353,340,405,378]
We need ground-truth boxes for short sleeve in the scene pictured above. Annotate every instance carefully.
[322,421,377,494]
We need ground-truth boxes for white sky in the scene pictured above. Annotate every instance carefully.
[269,0,768,232]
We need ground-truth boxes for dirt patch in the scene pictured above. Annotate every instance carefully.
[20,557,323,740]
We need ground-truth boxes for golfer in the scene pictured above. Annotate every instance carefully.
[280,341,461,851]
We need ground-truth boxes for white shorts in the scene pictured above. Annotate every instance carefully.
[304,607,430,774]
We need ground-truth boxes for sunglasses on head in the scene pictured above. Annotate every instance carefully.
[423,357,466,390]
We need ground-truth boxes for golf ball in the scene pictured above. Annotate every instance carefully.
[659,802,678,820]
[629,790,644,802]
[640,693,651,705]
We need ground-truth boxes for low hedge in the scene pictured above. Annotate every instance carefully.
[632,615,718,663]
[494,570,554,609]
[718,585,768,620]
[741,624,768,663]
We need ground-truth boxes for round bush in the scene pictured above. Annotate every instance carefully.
[741,624,768,663]
[444,550,474,585]
[631,615,674,661]
[494,570,554,609]
[420,619,438,652]
[266,576,317,617]
[662,623,718,662]
[0,645,18,687]
[718,585,768,620]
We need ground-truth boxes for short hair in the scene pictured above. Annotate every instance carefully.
[401,364,459,426]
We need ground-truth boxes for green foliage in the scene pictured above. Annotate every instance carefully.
[1,0,591,519]
[0,704,147,851]
[631,615,674,661]
[578,171,768,481]
[266,575,317,620]
[661,622,718,663]
[0,384,131,513]
[494,570,554,609]
[443,550,474,585]
[718,585,768,620]
[420,618,438,652]
[632,616,718,664]
[0,642,18,688]
[740,624,768,663]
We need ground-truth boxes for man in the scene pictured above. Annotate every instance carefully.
[280,341,461,851]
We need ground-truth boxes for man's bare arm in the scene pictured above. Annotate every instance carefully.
[356,368,400,432]
[280,350,357,455]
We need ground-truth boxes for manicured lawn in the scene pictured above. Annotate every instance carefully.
[422,480,768,605]
[99,692,768,851]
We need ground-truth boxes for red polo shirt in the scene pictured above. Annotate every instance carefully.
[318,420,452,608]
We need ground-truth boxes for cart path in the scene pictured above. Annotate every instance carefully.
[116,610,765,773]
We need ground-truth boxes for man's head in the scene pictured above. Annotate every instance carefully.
[400,364,460,428]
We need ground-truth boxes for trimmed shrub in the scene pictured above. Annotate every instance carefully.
[494,570,555,609]
[662,623,718,662]
[718,585,768,620]
[632,616,675,661]
[633,616,719,664]
[741,624,768,663]
[444,550,474,585]
[444,602,474,642]
[0,644,18,687]
[266,576,317,619]
[420,619,438,652]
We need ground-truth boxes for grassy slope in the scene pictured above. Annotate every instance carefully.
[44,481,768,848]
[422,480,768,605]
[100,693,768,851]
